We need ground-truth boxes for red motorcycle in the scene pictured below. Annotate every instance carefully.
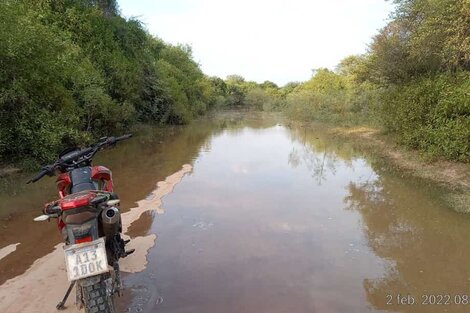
[28,134,134,313]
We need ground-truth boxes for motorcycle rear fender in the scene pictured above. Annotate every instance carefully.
[65,219,100,245]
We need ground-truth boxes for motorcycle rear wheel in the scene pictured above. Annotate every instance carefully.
[81,274,115,313]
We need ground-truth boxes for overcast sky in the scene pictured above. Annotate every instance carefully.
[118,0,394,86]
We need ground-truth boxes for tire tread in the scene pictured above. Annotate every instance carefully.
[82,278,114,313]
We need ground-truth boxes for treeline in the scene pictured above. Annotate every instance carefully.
[290,0,470,162]
[0,0,218,166]
[3,0,469,166]
[225,0,470,162]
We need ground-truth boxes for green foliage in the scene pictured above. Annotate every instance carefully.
[4,0,469,164]
[245,88,274,111]
[367,0,470,161]
[283,0,470,162]
[224,75,247,106]
[380,73,470,161]
[215,75,290,111]
[284,68,374,124]
[0,0,216,165]
[0,0,99,163]
[155,44,212,124]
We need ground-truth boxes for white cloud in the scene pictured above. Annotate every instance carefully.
[119,0,394,85]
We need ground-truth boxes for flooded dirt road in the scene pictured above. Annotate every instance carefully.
[1,111,470,313]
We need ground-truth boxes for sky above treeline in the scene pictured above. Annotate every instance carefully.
[118,0,394,86]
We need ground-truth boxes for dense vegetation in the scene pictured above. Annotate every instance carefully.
[222,0,470,162]
[2,0,469,166]
[0,0,217,166]
[293,0,470,162]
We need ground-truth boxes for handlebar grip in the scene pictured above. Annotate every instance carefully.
[115,134,132,142]
[106,134,132,146]
[27,169,49,184]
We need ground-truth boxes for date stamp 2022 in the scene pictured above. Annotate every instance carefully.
[387,294,469,306]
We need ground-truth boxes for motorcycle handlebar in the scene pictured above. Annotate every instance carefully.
[27,168,50,184]
[27,133,132,184]
[116,134,132,141]
[59,147,93,164]
[107,134,132,145]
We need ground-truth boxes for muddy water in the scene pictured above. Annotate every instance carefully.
[2,111,470,313]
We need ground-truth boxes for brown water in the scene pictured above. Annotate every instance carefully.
[2,111,470,313]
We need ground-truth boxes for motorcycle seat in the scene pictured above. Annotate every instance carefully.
[70,167,97,193]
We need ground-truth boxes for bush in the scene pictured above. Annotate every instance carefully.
[283,68,376,125]
[245,88,274,110]
[380,73,470,161]
[0,0,216,165]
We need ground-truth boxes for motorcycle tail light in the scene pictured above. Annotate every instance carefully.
[75,236,93,244]
[60,191,96,210]
[66,220,99,245]
[61,197,90,210]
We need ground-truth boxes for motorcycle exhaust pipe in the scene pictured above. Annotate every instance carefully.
[101,206,121,238]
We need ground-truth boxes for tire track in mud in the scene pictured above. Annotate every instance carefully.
[0,164,192,313]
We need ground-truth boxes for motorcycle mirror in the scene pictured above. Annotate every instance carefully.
[106,199,120,206]
[34,215,50,222]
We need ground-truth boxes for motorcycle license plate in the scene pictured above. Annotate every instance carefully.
[63,238,108,281]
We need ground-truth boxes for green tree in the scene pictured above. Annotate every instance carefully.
[0,0,216,165]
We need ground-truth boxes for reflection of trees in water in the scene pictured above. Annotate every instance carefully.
[285,125,366,185]
[213,110,280,134]
[200,112,281,152]
[288,146,337,185]
[345,179,418,258]
[0,111,281,284]
[344,174,470,312]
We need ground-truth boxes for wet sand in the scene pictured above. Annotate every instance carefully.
[0,164,192,313]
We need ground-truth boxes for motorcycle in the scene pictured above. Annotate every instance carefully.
[28,134,134,313]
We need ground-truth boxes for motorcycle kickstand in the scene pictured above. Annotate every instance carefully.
[56,281,76,310]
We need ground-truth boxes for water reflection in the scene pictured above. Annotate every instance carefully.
[288,147,335,185]
[0,111,278,284]
[121,117,390,312]
[345,172,470,312]
[286,125,363,185]
[2,111,470,313]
